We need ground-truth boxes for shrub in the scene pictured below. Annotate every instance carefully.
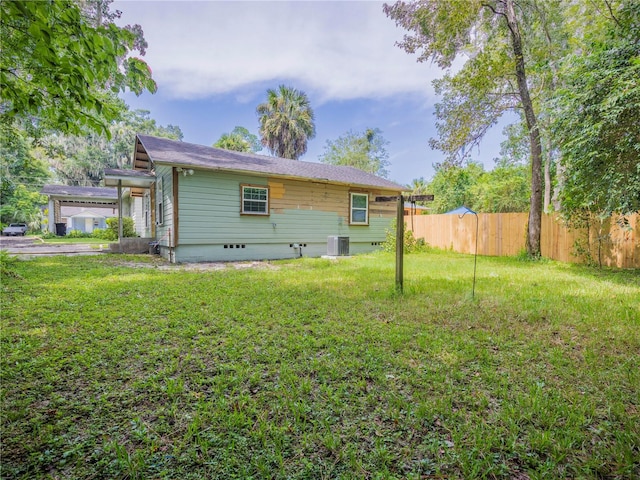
[66,229,91,238]
[106,217,138,238]
[382,222,430,254]
[0,250,20,279]
[91,228,116,241]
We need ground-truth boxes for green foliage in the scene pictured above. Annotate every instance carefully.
[256,85,316,160]
[0,126,51,199]
[387,0,638,227]
[0,250,20,279]
[0,126,51,225]
[0,184,46,228]
[1,254,638,478]
[382,222,430,253]
[470,164,531,213]
[66,229,91,239]
[421,161,530,214]
[408,177,429,196]
[90,228,110,240]
[427,162,484,213]
[550,1,640,217]
[214,126,262,153]
[39,231,59,240]
[42,108,183,186]
[106,217,137,238]
[319,128,390,177]
[0,0,157,137]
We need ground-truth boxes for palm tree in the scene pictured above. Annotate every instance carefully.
[409,177,429,196]
[256,85,316,160]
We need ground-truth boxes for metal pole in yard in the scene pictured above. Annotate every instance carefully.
[396,194,404,293]
[459,207,478,299]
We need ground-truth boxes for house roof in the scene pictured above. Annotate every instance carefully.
[136,134,405,191]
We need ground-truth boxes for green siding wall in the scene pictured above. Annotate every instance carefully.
[155,165,174,247]
[169,169,394,262]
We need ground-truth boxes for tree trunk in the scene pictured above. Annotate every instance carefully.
[505,0,543,257]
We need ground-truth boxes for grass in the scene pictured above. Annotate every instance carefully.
[1,251,638,479]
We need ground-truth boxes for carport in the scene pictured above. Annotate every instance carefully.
[103,168,156,250]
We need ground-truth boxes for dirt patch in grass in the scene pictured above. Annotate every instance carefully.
[115,257,282,271]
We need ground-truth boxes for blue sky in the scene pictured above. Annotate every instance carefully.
[117,1,508,187]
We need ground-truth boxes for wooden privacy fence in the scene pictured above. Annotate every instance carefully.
[405,212,640,268]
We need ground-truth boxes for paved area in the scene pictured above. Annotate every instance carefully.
[0,236,110,258]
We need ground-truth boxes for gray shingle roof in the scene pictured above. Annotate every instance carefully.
[137,134,405,191]
[41,185,118,199]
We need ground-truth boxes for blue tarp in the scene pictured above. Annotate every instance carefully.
[444,206,475,215]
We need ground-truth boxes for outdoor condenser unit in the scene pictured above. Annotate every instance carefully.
[327,236,349,256]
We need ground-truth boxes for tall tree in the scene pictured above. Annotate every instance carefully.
[0,126,50,226]
[214,126,262,153]
[319,128,390,177]
[0,0,156,137]
[256,85,316,160]
[385,0,549,256]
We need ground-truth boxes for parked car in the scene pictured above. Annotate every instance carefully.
[2,223,28,236]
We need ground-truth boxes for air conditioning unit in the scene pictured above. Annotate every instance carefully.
[327,236,349,256]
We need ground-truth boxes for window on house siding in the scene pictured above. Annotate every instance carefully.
[350,192,369,225]
[241,185,269,215]
[156,177,164,225]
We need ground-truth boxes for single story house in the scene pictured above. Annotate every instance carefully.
[104,134,405,263]
[65,207,110,233]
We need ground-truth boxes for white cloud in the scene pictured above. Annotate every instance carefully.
[116,1,441,102]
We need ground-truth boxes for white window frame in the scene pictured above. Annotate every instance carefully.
[241,184,269,215]
[350,192,369,225]
[156,176,164,225]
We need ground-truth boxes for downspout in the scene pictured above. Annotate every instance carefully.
[117,179,123,253]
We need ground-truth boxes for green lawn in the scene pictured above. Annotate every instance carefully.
[35,236,111,244]
[1,251,638,479]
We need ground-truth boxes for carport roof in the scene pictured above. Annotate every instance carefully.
[41,185,118,203]
[103,168,156,188]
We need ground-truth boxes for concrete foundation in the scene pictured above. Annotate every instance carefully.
[109,237,154,254]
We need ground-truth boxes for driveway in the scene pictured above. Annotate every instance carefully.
[0,236,110,258]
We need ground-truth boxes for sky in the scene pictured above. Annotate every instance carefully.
[116,0,509,187]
